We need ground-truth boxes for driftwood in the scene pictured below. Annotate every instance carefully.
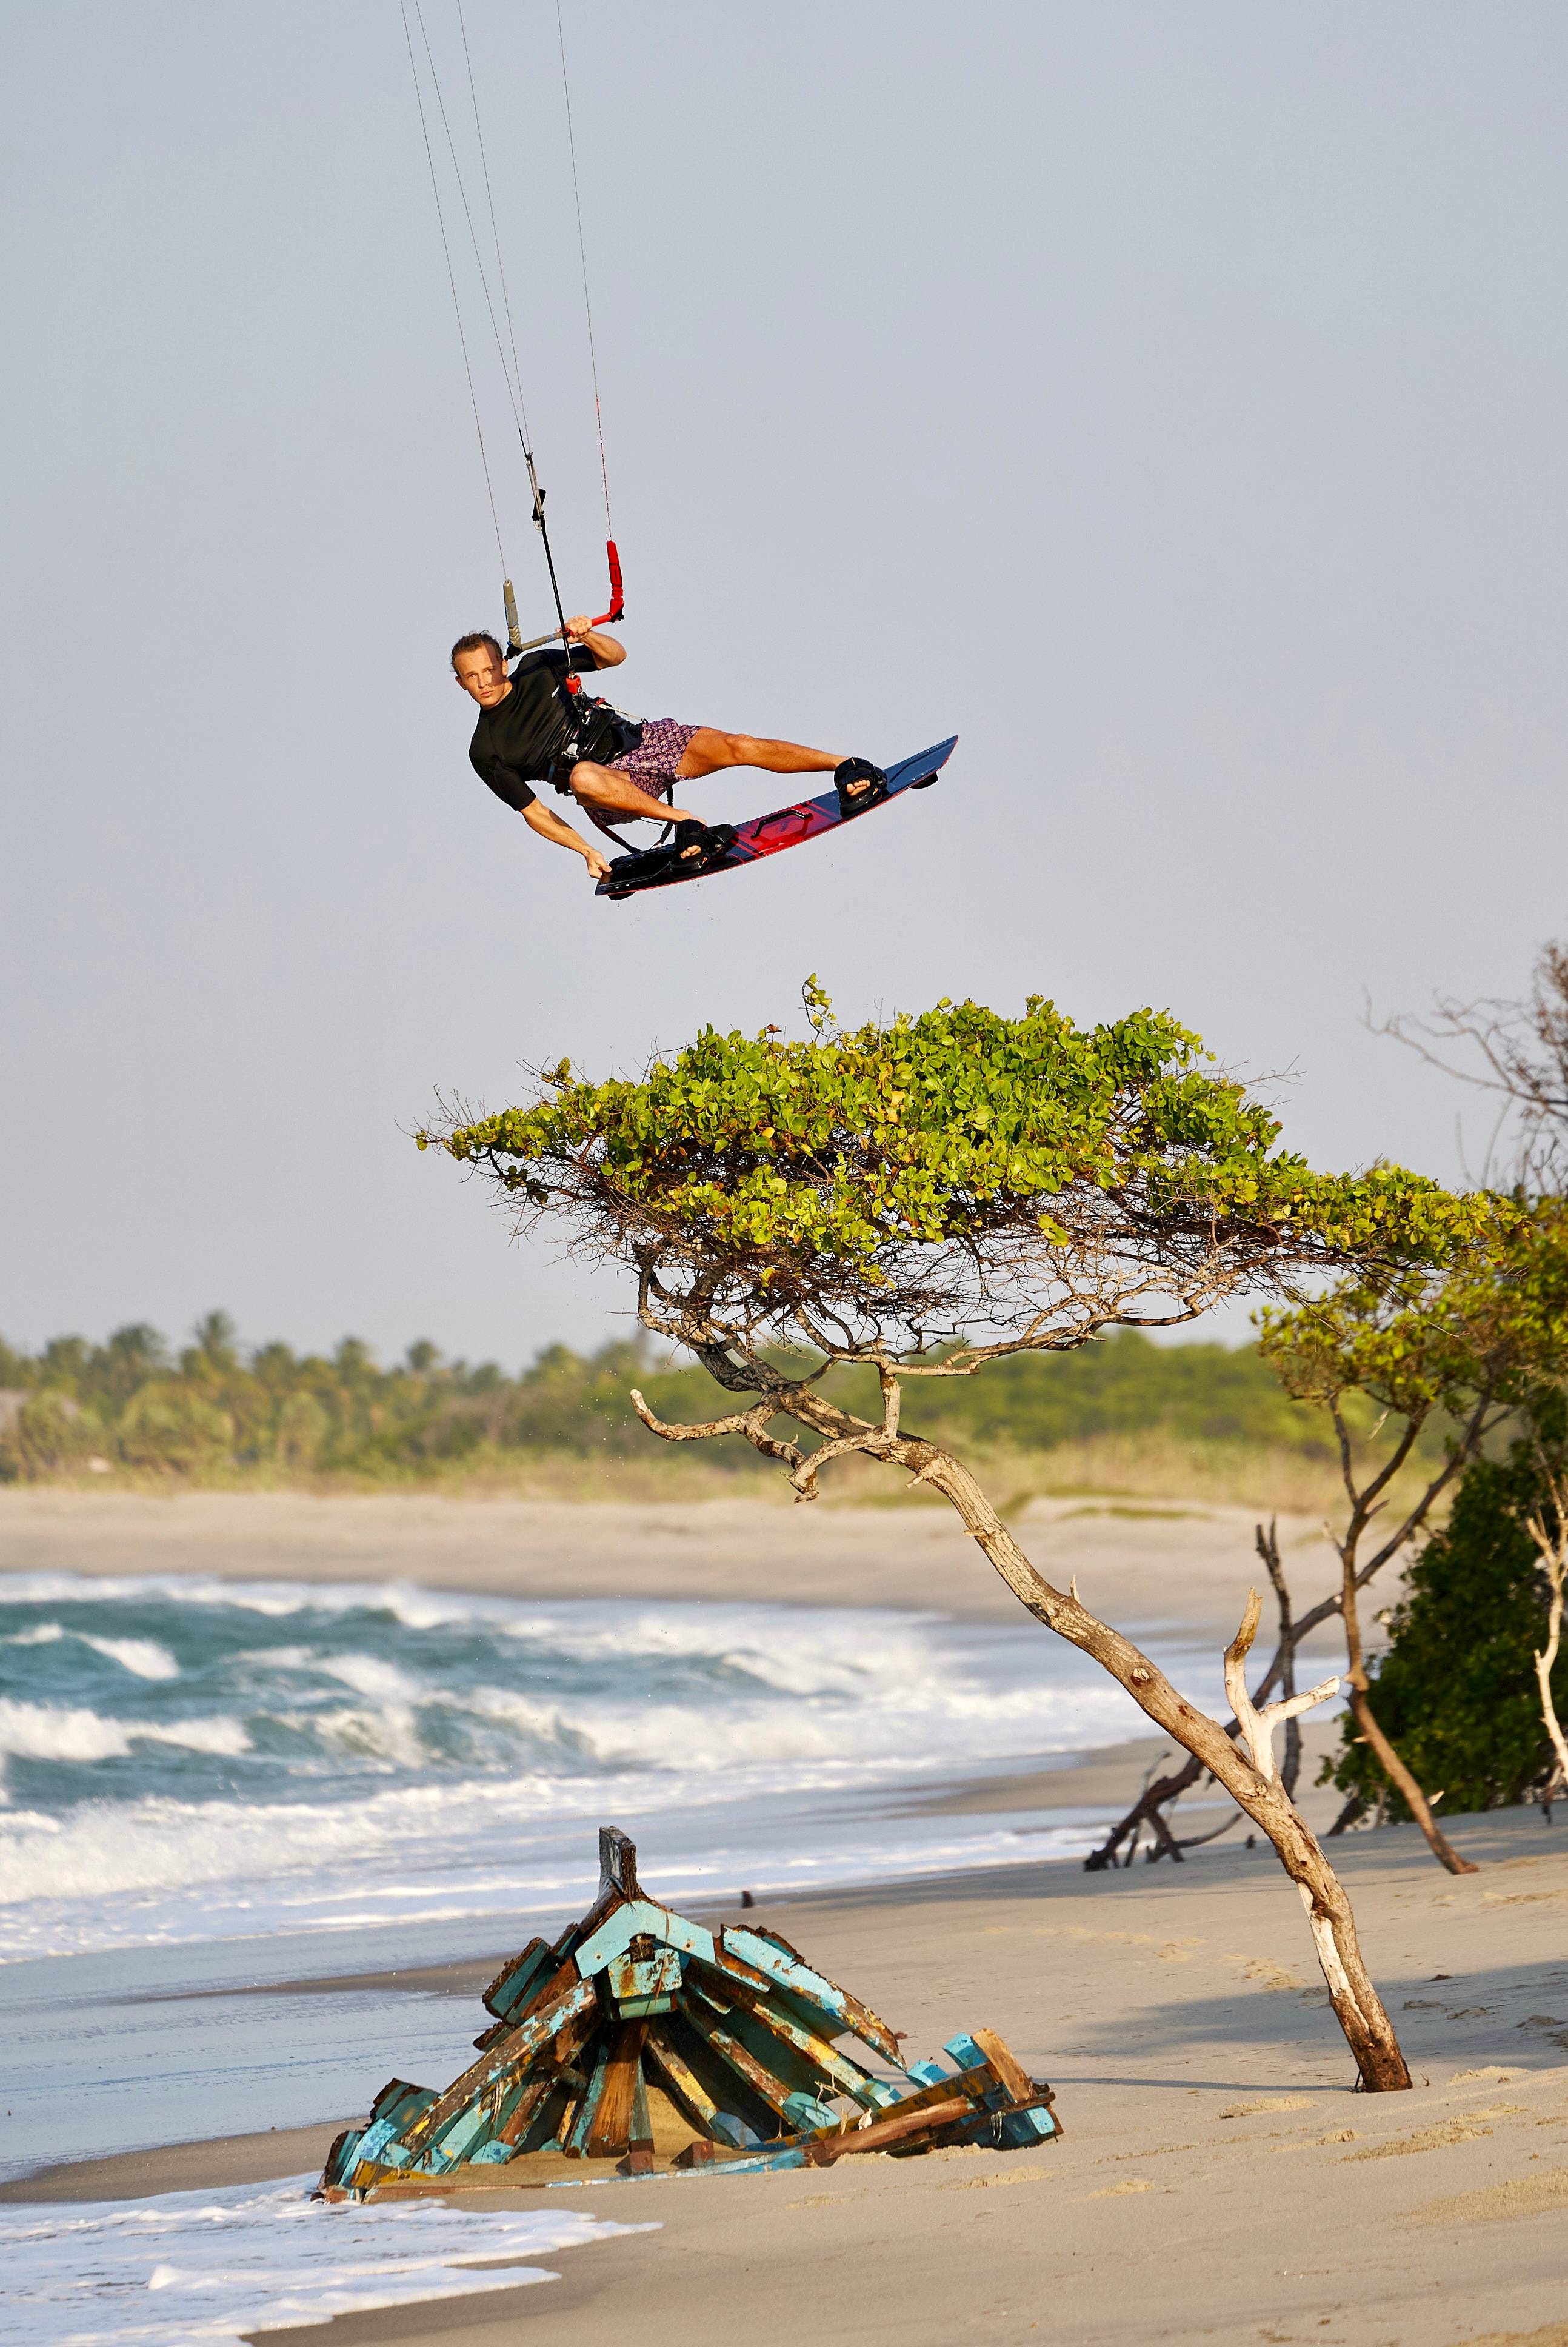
[1088,1386,1501,1879]
[317,1828,1060,2199]
[1084,1520,1302,1872]
[1524,1463,1568,1812]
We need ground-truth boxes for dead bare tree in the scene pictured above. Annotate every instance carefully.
[1523,1460,1568,1809]
[1324,1397,1485,1875]
[1084,1420,1492,1872]
[1085,1521,1301,1869]
[1376,940,1568,1194]
[628,1362,1409,2086]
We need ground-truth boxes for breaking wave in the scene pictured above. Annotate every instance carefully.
[0,1572,1216,1961]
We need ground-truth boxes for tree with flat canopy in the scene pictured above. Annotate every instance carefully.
[419,981,1510,2093]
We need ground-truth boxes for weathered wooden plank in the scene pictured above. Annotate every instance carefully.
[970,2026,1036,2107]
[628,2057,653,2152]
[573,1898,716,1978]
[721,1926,901,2062]
[687,1964,898,2109]
[585,2021,646,2158]
[644,2018,745,2146]
[565,2036,613,2158]
[679,1997,796,2117]
[481,1935,556,2025]
[495,2074,555,2149]
[805,2095,971,2165]
[401,1975,597,2151]
[606,1938,682,2017]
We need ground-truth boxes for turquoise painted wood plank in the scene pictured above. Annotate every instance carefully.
[573,1898,716,1977]
[481,1936,556,2024]
[566,2039,613,2157]
[429,2102,492,2168]
[350,2118,399,2168]
[401,1974,598,2151]
[722,1927,900,2060]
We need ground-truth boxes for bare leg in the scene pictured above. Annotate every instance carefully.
[676,729,845,781]
[567,761,696,825]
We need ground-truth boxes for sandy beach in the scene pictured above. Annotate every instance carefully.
[7,1811,1568,2346]
[6,1487,1527,2346]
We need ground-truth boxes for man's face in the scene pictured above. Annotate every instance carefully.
[453,645,511,707]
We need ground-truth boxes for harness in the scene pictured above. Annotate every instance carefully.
[536,687,672,850]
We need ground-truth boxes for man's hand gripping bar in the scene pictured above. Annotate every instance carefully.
[503,542,624,656]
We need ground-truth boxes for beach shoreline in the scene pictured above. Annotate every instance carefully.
[7,1812,1568,2345]
[7,1487,1500,2346]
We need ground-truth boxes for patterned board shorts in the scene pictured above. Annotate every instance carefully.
[607,717,701,801]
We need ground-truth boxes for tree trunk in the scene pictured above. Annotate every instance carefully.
[778,1396,1413,2092]
[1524,1496,1568,1811]
[633,1372,1415,2092]
[1257,1519,1302,1798]
[1346,1687,1476,1876]
[1338,1549,1478,1877]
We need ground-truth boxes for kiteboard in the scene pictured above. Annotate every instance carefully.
[595,736,958,901]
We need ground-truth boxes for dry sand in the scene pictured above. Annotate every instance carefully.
[0,1484,1345,1643]
[10,1809,1568,2346]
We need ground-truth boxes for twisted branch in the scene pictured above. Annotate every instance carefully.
[1223,1589,1341,1787]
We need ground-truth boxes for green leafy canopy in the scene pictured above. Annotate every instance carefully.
[1259,1198,1568,1429]
[419,986,1506,1360]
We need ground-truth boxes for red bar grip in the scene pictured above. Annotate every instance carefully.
[590,539,624,627]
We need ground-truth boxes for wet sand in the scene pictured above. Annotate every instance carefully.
[11,1808,1568,2346]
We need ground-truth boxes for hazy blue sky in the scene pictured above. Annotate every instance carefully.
[4,3,1566,1370]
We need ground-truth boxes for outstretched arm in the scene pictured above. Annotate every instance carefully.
[562,615,626,668]
[522,798,612,881]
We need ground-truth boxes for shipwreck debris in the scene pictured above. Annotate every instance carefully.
[318,1827,1060,2198]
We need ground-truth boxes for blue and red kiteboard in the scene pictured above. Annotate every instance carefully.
[595,736,958,902]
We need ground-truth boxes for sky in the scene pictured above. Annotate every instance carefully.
[3,2,1566,1373]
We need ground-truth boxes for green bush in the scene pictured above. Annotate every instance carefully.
[1325,1423,1568,1819]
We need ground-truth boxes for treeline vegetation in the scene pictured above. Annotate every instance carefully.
[0,1310,1403,1490]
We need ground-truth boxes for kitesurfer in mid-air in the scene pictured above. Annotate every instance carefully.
[453,620,886,882]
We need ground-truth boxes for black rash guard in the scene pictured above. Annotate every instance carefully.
[467,644,607,813]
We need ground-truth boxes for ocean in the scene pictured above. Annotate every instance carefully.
[0,1571,1223,2186]
[0,1571,1221,1965]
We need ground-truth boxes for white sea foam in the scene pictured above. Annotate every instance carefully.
[0,2173,649,2347]
[134,1716,252,1757]
[80,1634,179,1681]
[316,1652,422,1701]
[1,1624,177,1678]
[0,1701,249,1769]
[0,1698,137,1764]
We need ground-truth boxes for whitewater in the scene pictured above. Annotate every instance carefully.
[0,1572,1218,1966]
